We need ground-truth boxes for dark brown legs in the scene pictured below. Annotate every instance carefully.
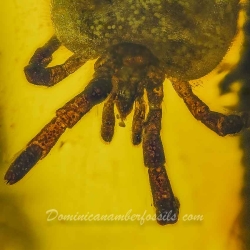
[5,78,112,184]
[5,35,115,184]
[132,98,146,145]
[172,80,247,136]
[7,41,180,225]
[24,36,86,86]
[5,38,250,226]
[143,83,179,225]
[101,95,115,142]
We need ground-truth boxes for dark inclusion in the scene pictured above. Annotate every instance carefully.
[4,0,244,227]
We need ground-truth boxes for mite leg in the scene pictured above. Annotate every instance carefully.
[144,83,179,225]
[101,95,115,142]
[24,35,86,86]
[172,80,248,136]
[132,97,146,145]
[5,78,112,185]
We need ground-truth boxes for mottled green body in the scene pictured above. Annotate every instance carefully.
[51,0,239,79]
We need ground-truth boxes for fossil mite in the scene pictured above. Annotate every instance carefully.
[5,0,246,225]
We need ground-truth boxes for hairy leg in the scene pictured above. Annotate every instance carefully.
[5,77,112,184]
[143,83,179,225]
[132,97,146,145]
[24,36,86,86]
[101,95,115,142]
[172,79,248,136]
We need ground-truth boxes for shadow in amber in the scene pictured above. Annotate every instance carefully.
[219,5,250,249]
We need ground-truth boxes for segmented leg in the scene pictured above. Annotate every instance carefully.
[101,94,115,142]
[5,78,112,184]
[143,83,179,225]
[132,97,146,145]
[24,36,86,86]
[172,80,248,136]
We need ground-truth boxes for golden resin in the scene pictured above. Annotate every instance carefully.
[0,0,248,249]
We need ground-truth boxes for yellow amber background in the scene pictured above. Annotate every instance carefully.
[0,1,246,249]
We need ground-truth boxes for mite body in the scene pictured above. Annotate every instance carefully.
[52,0,239,79]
